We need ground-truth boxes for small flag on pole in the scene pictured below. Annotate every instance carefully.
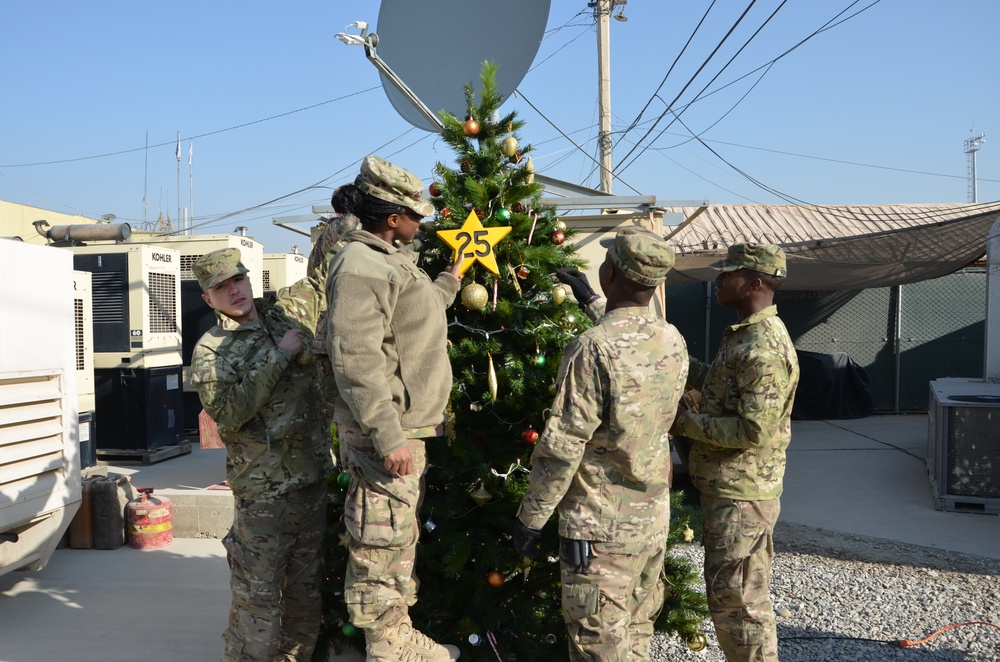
[175,132,181,161]
[188,141,193,167]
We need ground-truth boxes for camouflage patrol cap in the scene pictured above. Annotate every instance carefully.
[599,226,676,287]
[714,242,787,277]
[355,155,435,218]
[192,248,250,290]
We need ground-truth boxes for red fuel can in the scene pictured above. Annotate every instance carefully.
[127,488,173,550]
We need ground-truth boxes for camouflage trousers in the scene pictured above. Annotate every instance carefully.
[560,529,667,661]
[222,480,327,662]
[340,428,426,640]
[700,494,781,662]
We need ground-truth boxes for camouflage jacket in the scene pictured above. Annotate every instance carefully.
[189,277,333,499]
[308,213,360,357]
[673,305,799,500]
[518,307,689,541]
[325,230,460,458]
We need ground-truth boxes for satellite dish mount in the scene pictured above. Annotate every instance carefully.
[335,21,445,132]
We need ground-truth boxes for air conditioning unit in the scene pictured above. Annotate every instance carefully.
[68,244,185,452]
[262,252,308,292]
[927,378,1000,514]
[72,270,97,469]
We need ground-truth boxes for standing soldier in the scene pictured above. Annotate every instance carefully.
[672,243,799,662]
[325,156,463,661]
[189,248,333,661]
[514,227,689,661]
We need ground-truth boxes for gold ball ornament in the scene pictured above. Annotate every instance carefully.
[686,633,708,652]
[561,312,577,329]
[487,570,505,587]
[554,219,567,232]
[463,118,480,136]
[461,283,489,310]
[502,135,519,158]
[552,284,567,305]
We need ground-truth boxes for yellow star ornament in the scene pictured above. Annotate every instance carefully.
[436,211,512,275]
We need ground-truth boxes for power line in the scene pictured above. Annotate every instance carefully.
[0,87,380,169]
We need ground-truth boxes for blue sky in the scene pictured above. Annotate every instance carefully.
[2,1,997,253]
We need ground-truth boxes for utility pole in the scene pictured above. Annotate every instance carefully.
[594,0,627,193]
[965,131,986,203]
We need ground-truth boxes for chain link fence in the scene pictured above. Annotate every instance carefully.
[665,269,987,413]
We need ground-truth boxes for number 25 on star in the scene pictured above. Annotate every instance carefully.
[436,211,512,276]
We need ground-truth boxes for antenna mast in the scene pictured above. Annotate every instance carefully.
[964,131,986,203]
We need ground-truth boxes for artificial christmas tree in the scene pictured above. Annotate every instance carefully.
[315,62,707,661]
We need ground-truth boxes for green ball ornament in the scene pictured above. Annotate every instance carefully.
[342,623,357,637]
[496,207,511,222]
[531,353,546,367]
[337,472,351,489]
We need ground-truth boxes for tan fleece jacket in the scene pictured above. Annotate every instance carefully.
[325,230,460,457]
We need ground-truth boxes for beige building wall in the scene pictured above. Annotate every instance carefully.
[0,200,100,245]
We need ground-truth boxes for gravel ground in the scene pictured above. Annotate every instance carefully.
[650,522,1000,661]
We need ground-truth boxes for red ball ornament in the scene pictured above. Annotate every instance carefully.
[551,230,566,245]
[441,208,451,218]
[487,570,505,587]
[429,182,442,197]
[522,428,539,444]
[463,118,480,136]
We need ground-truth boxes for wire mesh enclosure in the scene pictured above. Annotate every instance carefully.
[665,269,986,413]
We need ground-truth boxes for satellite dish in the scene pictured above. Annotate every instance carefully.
[374,0,551,132]
[100,213,117,223]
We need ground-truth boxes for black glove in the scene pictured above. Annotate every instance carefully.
[512,519,543,559]
[555,267,597,305]
[560,537,591,574]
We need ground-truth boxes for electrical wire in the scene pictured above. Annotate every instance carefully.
[513,90,642,195]
[0,87,380,169]
[614,0,762,174]
[617,0,884,176]
[898,621,1000,648]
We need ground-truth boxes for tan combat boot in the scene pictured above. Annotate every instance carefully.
[365,629,425,662]
[395,622,460,661]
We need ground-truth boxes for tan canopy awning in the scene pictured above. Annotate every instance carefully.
[662,202,1000,290]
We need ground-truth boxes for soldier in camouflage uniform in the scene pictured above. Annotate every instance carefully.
[307,207,360,433]
[188,248,334,662]
[672,243,800,662]
[514,227,689,661]
[324,156,462,662]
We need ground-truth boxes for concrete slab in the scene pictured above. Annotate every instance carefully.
[782,415,1000,559]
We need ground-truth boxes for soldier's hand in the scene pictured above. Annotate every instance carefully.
[446,253,467,279]
[555,267,597,305]
[278,329,306,355]
[512,519,543,559]
[383,446,414,477]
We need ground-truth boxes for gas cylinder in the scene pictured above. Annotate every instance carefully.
[127,488,173,550]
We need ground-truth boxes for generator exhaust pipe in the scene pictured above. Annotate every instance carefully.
[33,220,131,243]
